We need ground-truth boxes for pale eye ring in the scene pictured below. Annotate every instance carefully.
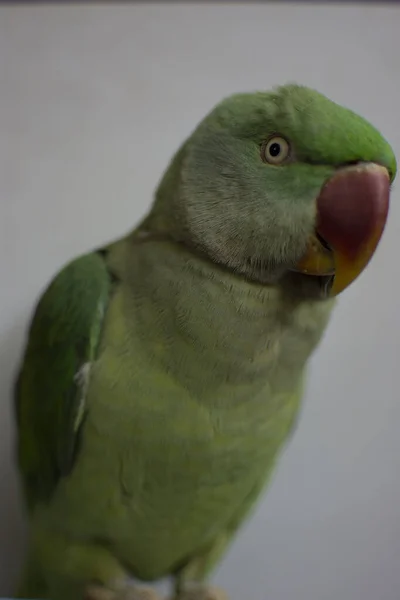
[261,136,290,165]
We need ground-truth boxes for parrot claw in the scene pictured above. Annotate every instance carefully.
[173,584,229,600]
[85,582,162,600]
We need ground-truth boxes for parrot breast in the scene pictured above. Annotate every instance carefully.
[43,239,334,580]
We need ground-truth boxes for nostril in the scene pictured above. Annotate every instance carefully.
[337,160,360,169]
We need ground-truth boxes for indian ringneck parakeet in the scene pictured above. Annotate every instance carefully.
[14,84,396,600]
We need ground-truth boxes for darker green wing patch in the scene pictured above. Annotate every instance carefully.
[15,251,114,510]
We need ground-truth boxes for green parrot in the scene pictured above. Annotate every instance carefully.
[14,84,396,600]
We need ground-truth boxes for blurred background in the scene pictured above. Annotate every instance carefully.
[1,3,400,599]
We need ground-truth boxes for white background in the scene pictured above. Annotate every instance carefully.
[1,4,400,599]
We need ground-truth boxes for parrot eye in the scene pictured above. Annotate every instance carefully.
[261,136,290,165]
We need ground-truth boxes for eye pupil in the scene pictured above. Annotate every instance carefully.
[268,142,281,157]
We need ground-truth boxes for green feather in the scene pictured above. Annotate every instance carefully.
[15,251,113,509]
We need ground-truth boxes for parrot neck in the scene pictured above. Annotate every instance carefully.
[118,235,334,403]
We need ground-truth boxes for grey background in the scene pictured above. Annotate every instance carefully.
[1,4,400,600]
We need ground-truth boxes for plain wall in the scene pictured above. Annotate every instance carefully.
[1,4,400,599]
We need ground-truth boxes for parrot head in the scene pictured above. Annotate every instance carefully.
[150,84,396,298]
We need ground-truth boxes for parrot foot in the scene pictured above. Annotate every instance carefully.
[173,584,229,600]
[85,582,161,600]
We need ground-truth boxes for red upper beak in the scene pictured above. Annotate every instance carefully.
[293,163,390,296]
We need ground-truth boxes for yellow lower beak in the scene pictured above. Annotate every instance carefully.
[292,163,390,296]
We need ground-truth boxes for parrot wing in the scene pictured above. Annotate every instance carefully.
[14,250,114,511]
